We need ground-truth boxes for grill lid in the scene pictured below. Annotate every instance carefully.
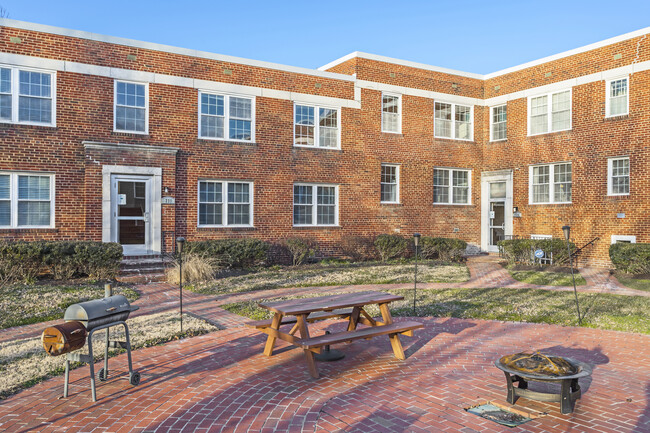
[64,295,132,326]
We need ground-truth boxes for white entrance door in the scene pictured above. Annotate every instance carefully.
[481,170,513,253]
[111,175,152,255]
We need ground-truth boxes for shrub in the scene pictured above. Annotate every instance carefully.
[419,237,468,262]
[374,234,409,262]
[185,239,269,268]
[284,237,318,266]
[340,236,378,262]
[610,242,650,274]
[72,241,123,280]
[498,238,573,265]
[0,241,43,284]
[43,241,78,280]
[167,254,217,284]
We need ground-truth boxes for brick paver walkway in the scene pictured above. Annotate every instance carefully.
[1,257,649,432]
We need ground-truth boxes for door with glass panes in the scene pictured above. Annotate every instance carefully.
[488,181,506,250]
[111,175,151,255]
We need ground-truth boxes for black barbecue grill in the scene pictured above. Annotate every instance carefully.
[42,286,141,401]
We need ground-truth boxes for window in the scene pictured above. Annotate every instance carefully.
[197,180,253,227]
[434,102,473,140]
[606,77,628,117]
[381,93,401,133]
[608,157,630,196]
[294,104,339,148]
[490,105,507,141]
[199,93,254,142]
[0,66,55,126]
[611,235,636,244]
[529,163,572,204]
[293,184,338,226]
[380,164,399,203]
[0,172,54,228]
[433,168,471,204]
[114,81,147,133]
[528,89,571,135]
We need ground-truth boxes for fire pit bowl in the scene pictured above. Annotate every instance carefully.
[495,352,593,414]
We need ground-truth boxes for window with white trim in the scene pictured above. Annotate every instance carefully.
[0,172,54,228]
[433,168,471,204]
[490,105,507,141]
[606,77,628,117]
[293,184,338,226]
[114,81,147,133]
[198,180,253,227]
[611,235,636,244]
[381,93,401,133]
[0,66,55,126]
[434,102,473,140]
[608,157,629,196]
[199,92,254,142]
[528,89,571,135]
[529,163,572,204]
[380,164,399,203]
[294,104,339,148]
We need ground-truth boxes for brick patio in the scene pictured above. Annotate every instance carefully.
[1,258,649,432]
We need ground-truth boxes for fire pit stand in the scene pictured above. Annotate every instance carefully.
[495,356,592,414]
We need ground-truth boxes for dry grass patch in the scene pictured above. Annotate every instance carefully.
[0,311,218,399]
[0,283,139,329]
[190,261,470,295]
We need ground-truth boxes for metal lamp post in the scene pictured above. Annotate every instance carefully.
[413,233,421,316]
[562,226,582,325]
[176,237,186,334]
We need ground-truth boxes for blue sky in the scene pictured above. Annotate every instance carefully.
[3,0,650,74]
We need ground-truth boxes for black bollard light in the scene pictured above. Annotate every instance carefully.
[413,233,421,316]
[176,236,186,334]
[562,226,582,325]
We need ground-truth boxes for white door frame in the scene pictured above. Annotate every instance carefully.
[111,175,152,255]
[481,170,513,253]
[102,165,162,255]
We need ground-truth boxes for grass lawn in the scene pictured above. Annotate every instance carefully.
[187,260,469,295]
[615,274,650,292]
[0,311,218,399]
[507,265,587,286]
[0,282,139,329]
[223,287,650,334]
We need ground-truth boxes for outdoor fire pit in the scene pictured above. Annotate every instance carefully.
[494,352,593,414]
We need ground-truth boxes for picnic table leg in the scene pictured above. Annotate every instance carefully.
[263,313,283,357]
[347,306,361,331]
[379,302,405,360]
[296,314,319,378]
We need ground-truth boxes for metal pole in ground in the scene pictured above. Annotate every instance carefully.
[413,233,421,316]
[176,237,186,335]
[562,226,582,325]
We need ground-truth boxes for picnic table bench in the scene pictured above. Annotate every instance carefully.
[245,291,423,378]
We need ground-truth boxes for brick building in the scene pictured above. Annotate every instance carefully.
[0,19,648,266]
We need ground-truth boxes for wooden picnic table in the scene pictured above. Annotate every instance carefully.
[245,291,423,378]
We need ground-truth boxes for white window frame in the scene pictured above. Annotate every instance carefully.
[114,80,149,134]
[611,235,636,244]
[608,156,630,196]
[196,180,254,228]
[0,171,55,229]
[292,183,339,227]
[198,91,256,143]
[605,77,629,118]
[0,65,56,127]
[434,101,474,141]
[527,89,572,136]
[381,92,402,134]
[433,167,472,205]
[528,162,572,204]
[380,164,400,204]
[490,104,507,142]
[293,103,340,149]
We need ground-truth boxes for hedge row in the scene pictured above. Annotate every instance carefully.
[497,238,574,265]
[185,238,270,268]
[610,242,650,274]
[341,234,468,263]
[0,241,123,284]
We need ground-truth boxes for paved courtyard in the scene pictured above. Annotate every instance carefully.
[1,258,649,432]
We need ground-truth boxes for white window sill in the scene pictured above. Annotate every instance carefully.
[293,144,341,150]
[381,130,402,135]
[527,128,572,137]
[199,136,255,143]
[198,225,254,228]
[607,193,630,197]
[380,201,401,205]
[528,202,572,205]
[605,113,629,119]
[432,202,472,206]
[293,224,340,228]
[434,136,474,142]
[489,138,507,143]
[0,120,56,128]
[114,129,149,135]
[0,225,55,229]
